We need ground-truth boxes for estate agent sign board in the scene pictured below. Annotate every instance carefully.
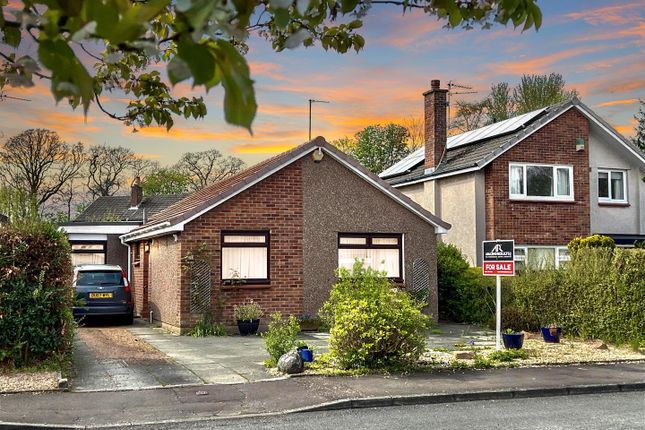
[482,240,515,276]
[482,240,515,350]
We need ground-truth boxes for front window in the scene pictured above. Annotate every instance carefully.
[71,242,106,266]
[509,163,574,201]
[338,233,402,280]
[598,169,627,203]
[514,246,570,271]
[221,231,269,283]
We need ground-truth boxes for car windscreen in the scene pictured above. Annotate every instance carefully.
[77,271,124,286]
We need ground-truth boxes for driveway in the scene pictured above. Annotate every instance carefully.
[72,319,489,392]
[72,320,202,391]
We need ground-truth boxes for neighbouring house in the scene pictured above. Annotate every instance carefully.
[119,138,450,332]
[60,179,185,278]
[381,79,645,269]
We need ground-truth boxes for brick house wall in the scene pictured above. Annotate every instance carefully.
[148,236,182,327]
[485,108,591,244]
[177,160,304,331]
[130,242,149,318]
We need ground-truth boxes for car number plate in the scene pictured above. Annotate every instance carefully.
[89,292,113,299]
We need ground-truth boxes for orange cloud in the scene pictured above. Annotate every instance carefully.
[572,22,645,44]
[135,126,240,141]
[249,61,288,81]
[490,45,609,75]
[564,2,644,26]
[230,143,300,154]
[596,98,639,108]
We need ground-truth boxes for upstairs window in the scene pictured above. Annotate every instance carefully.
[221,232,269,283]
[338,233,402,280]
[509,163,574,201]
[598,169,627,203]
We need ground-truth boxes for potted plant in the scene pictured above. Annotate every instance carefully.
[233,300,264,336]
[541,323,561,343]
[297,343,314,363]
[502,328,524,350]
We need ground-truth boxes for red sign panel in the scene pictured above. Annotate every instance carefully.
[483,261,515,276]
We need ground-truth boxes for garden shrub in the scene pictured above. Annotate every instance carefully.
[567,234,615,253]
[437,243,514,324]
[187,312,227,337]
[321,262,430,369]
[509,248,645,344]
[0,220,75,368]
[262,312,300,366]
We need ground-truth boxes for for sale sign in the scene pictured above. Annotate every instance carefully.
[482,240,515,276]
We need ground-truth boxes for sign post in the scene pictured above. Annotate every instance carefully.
[482,240,515,351]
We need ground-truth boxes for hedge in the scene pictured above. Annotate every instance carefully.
[0,221,75,367]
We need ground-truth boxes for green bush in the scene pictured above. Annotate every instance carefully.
[187,312,227,337]
[509,248,645,344]
[262,312,300,366]
[567,234,615,253]
[0,221,75,367]
[436,242,470,321]
[321,262,430,369]
[489,349,528,362]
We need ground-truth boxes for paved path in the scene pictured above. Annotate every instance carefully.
[2,363,644,428]
[71,320,494,391]
[129,324,330,384]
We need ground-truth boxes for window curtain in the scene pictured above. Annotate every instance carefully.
[222,247,268,279]
[510,166,523,194]
[71,253,105,266]
[610,172,624,200]
[338,248,400,277]
[556,168,571,196]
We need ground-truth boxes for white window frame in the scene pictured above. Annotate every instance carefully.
[597,169,627,204]
[221,231,270,284]
[514,245,569,270]
[509,163,574,202]
[337,233,403,281]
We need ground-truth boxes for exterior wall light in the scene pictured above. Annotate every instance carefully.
[144,242,150,253]
[575,137,585,152]
[312,147,324,163]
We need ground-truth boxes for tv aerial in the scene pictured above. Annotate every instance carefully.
[447,80,477,127]
[0,92,31,102]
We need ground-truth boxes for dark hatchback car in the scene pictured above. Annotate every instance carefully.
[73,264,134,324]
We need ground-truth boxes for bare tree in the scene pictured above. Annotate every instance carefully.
[175,149,245,191]
[403,116,424,150]
[86,145,137,197]
[450,100,488,133]
[131,157,160,179]
[0,129,84,208]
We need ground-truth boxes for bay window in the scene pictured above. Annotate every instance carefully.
[598,169,627,203]
[509,163,574,201]
[338,233,402,280]
[221,231,269,283]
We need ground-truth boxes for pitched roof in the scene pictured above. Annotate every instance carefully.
[71,194,187,224]
[121,137,450,242]
[382,98,645,187]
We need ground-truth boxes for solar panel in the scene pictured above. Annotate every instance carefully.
[380,108,546,177]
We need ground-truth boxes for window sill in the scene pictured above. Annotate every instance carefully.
[221,284,271,290]
[509,198,575,204]
[598,202,629,207]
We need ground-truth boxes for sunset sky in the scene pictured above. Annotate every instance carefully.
[1,1,643,167]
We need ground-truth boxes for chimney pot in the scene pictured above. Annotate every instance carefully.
[431,79,441,90]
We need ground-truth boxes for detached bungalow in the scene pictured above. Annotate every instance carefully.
[120,138,450,332]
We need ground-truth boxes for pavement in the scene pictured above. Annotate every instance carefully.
[2,362,644,428]
[70,320,494,392]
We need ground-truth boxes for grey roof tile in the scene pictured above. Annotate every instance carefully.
[72,195,187,223]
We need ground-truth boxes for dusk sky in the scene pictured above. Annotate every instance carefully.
[1,0,643,167]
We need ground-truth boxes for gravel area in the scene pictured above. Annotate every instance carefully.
[0,371,59,393]
[76,327,166,361]
[422,335,644,368]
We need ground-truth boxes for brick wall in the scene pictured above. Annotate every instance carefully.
[130,242,149,317]
[178,160,304,330]
[148,235,181,327]
[485,108,591,245]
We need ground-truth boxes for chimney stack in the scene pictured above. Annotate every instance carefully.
[423,79,448,169]
[131,176,143,208]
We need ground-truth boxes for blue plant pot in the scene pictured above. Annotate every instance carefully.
[298,348,314,363]
[502,333,524,349]
[541,327,561,343]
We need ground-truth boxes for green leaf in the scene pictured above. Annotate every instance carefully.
[3,26,21,48]
[214,41,257,132]
[176,39,219,89]
[167,56,191,85]
[340,0,359,14]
